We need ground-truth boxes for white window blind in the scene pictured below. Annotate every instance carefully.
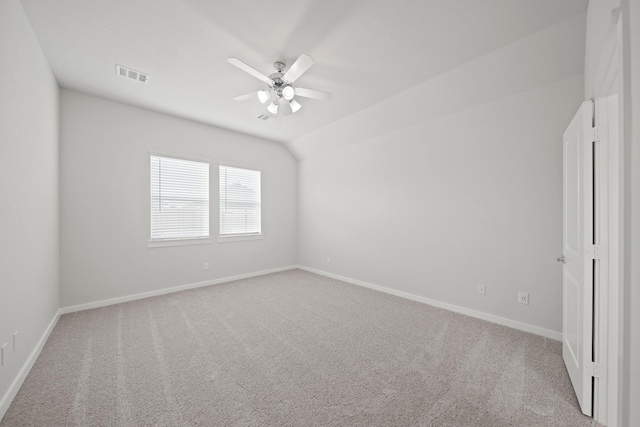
[219,165,261,236]
[150,154,209,240]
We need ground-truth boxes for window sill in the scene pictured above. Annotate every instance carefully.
[148,237,212,248]
[217,234,263,243]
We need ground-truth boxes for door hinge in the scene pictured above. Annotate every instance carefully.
[592,126,607,143]
[588,362,605,379]
[587,245,607,260]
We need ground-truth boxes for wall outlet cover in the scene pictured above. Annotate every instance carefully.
[518,292,529,305]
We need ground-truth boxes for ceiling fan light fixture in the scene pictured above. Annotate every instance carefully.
[290,99,302,113]
[282,85,295,101]
[267,102,278,115]
[257,90,270,104]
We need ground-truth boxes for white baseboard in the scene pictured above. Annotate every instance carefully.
[0,310,61,422]
[298,265,562,341]
[59,265,298,315]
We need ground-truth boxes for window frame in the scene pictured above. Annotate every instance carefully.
[148,152,212,248]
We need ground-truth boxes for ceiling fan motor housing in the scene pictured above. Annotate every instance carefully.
[268,71,292,100]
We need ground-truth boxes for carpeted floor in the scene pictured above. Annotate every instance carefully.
[2,269,599,426]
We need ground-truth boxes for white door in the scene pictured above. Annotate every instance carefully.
[562,100,594,417]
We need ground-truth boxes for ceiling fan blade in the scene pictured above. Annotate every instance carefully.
[279,98,293,116]
[294,87,332,101]
[232,91,259,101]
[282,54,315,83]
[227,58,274,84]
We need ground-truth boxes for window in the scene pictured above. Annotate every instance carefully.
[219,164,261,238]
[149,154,210,246]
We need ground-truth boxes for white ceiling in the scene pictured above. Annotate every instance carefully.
[20,0,588,149]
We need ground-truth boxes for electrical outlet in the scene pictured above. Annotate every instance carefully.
[518,292,529,305]
[477,285,486,295]
[326,256,331,263]
[13,331,17,352]
[203,262,209,270]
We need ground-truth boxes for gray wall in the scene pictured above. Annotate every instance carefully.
[60,90,297,307]
[0,0,60,409]
[298,75,583,335]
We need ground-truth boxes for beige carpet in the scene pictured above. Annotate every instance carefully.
[2,269,599,426]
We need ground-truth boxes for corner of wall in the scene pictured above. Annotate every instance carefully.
[0,0,61,421]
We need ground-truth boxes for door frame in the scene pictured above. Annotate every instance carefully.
[592,8,623,427]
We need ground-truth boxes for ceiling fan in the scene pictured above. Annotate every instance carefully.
[227,54,332,116]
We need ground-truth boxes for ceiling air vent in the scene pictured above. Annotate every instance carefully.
[116,65,149,83]
[257,114,279,124]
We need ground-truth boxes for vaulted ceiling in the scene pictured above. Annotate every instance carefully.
[20,0,588,157]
